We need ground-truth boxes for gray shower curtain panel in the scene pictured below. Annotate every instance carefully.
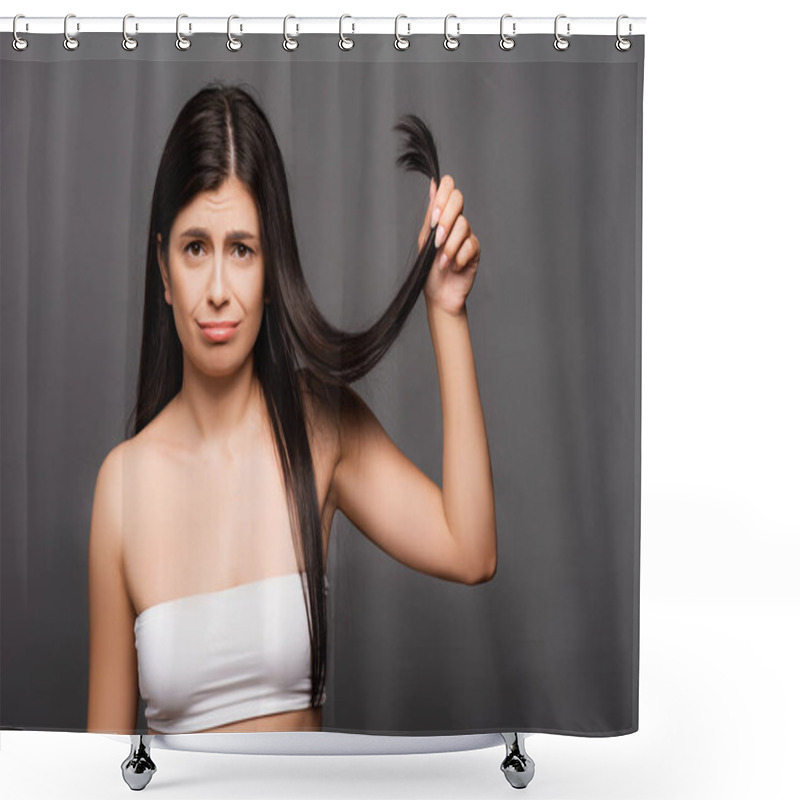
[1,31,643,736]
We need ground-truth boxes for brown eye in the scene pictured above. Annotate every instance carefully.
[185,241,203,256]
[235,244,253,258]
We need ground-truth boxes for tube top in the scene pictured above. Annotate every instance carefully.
[134,571,328,734]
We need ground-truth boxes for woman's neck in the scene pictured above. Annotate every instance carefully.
[176,354,267,454]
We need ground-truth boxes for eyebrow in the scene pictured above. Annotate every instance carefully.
[179,228,258,242]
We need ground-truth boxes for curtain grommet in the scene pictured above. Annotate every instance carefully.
[339,14,354,50]
[12,14,29,51]
[394,14,410,50]
[122,14,138,51]
[443,14,460,51]
[283,15,299,51]
[63,13,79,51]
[227,15,242,51]
[499,14,516,50]
[175,14,191,50]
[553,14,570,51]
[615,15,632,51]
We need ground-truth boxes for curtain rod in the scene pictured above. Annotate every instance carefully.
[1,15,646,37]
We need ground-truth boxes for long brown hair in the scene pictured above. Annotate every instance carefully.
[126,81,442,708]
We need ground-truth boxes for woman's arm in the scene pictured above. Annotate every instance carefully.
[86,444,140,734]
[330,380,494,585]
[421,174,496,579]
[329,174,496,585]
[426,301,497,581]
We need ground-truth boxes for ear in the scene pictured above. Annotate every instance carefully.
[156,233,172,306]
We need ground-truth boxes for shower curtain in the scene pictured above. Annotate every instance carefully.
[0,25,644,738]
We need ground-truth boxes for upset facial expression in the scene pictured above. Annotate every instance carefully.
[157,178,268,378]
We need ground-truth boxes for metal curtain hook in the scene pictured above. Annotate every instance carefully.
[63,13,79,51]
[339,14,354,50]
[499,14,516,50]
[227,15,242,51]
[283,15,298,51]
[443,14,460,51]
[394,14,410,50]
[122,14,138,51]
[176,13,191,50]
[553,14,570,51]
[616,14,632,51]
[12,14,29,51]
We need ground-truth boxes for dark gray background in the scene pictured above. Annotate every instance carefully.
[1,32,643,735]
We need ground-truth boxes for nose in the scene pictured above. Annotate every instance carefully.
[207,253,231,305]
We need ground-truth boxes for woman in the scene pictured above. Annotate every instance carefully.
[86,82,496,735]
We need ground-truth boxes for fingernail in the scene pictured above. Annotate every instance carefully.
[434,223,445,248]
[431,206,441,229]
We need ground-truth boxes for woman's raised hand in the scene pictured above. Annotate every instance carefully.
[418,175,481,317]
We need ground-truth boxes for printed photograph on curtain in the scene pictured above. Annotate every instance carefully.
[0,31,643,736]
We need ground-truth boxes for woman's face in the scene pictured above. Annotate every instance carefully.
[157,177,268,378]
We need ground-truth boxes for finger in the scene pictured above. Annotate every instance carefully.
[452,232,480,272]
[430,175,455,230]
[438,215,470,269]
[433,189,464,250]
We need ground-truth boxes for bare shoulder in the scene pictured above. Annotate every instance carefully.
[93,440,127,525]
[91,406,174,550]
[91,437,141,554]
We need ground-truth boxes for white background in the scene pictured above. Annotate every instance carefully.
[2,1,798,798]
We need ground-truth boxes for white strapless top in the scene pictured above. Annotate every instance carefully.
[134,571,328,734]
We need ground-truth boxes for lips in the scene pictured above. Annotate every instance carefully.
[198,320,240,343]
